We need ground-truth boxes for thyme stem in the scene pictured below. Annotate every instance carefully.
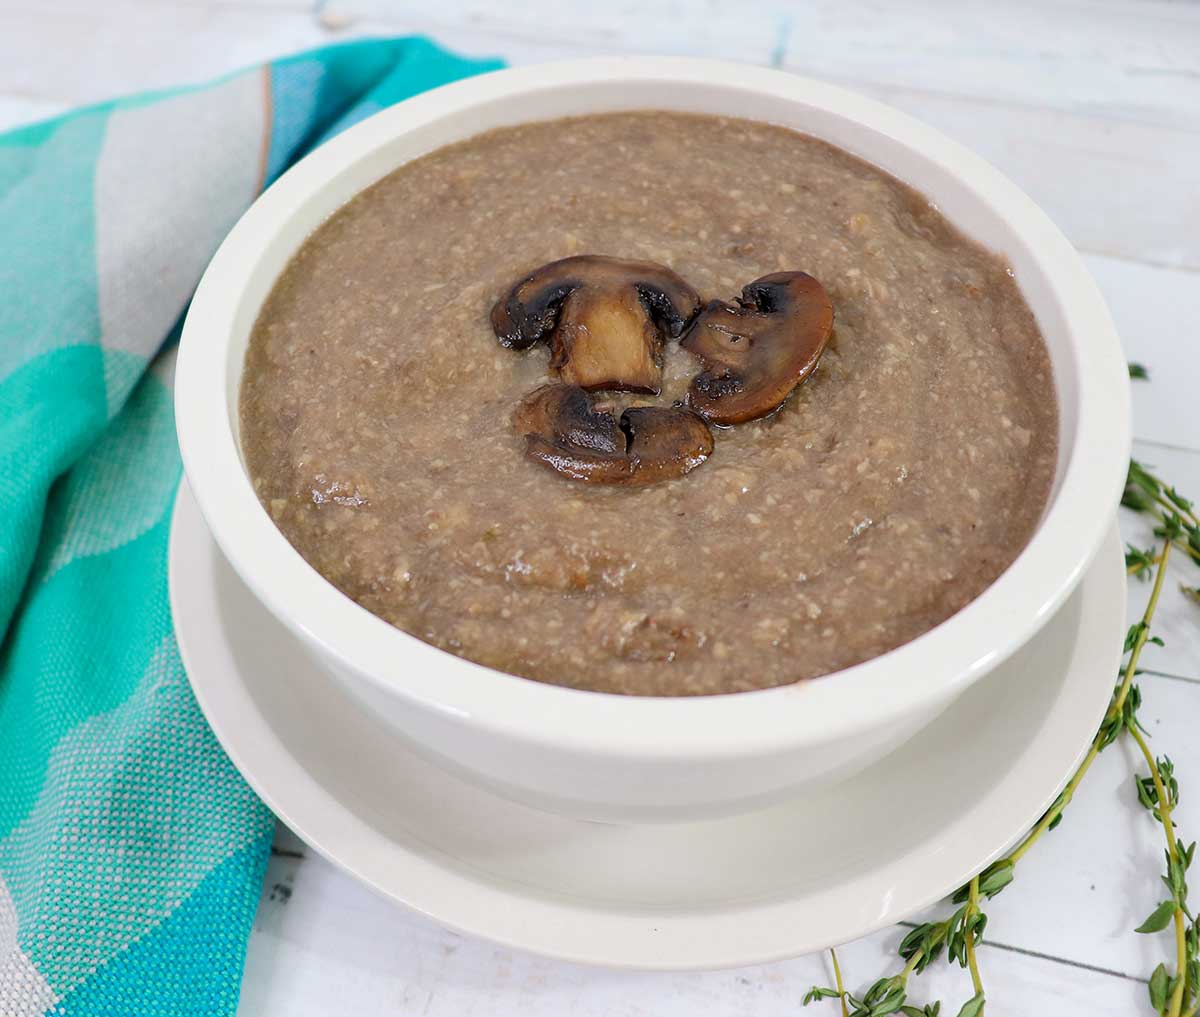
[1007,538,1172,866]
[1006,741,1101,867]
[1151,491,1200,531]
[965,875,985,1007]
[1153,527,1200,568]
[1128,720,1187,1017]
[1116,537,1172,714]
[830,947,849,1017]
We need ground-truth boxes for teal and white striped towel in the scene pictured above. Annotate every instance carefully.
[0,38,501,1016]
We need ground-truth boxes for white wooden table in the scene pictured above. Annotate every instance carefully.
[4,2,1198,1013]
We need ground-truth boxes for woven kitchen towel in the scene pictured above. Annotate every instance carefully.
[0,38,501,1016]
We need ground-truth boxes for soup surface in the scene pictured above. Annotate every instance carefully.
[240,111,1058,696]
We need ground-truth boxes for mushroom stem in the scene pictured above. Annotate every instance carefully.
[491,256,702,393]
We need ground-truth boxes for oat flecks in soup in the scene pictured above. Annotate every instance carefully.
[239,111,1058,697]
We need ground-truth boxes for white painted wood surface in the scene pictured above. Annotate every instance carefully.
[3,1,1198,1013]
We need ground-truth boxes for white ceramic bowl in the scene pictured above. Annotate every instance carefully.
[176,57,1129,823]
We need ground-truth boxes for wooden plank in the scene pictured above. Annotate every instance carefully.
[1088,256,1200,447]
[0,0,610,109]
[319,0,1200,127]
[0,2,326,105]
[848,86,1200,270]
[240,844,1141,1017]
[780,0,1200,131]
[0,95,66,133]
[19,0,1200,130]
[834,923,1147,1017]
[3,3,1198,269]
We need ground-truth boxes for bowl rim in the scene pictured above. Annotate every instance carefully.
[176,56,1130,757]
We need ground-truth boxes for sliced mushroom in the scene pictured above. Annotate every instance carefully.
[513,383,713,485]
[491,256,701,393]
[682,271,834,425]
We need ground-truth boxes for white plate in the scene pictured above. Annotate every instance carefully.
[169,480,1124,970]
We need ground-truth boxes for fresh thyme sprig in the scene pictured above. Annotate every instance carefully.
[1124,461,1200,572]
[804,367,1199,1017]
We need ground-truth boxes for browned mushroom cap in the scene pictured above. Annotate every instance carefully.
[513,384,714,485]
[681,271,834,425]
[491,256,701,394]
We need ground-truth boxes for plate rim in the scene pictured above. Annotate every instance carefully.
[169,479,1125,970]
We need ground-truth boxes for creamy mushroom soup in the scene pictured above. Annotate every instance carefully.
[240,111,1058,696]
